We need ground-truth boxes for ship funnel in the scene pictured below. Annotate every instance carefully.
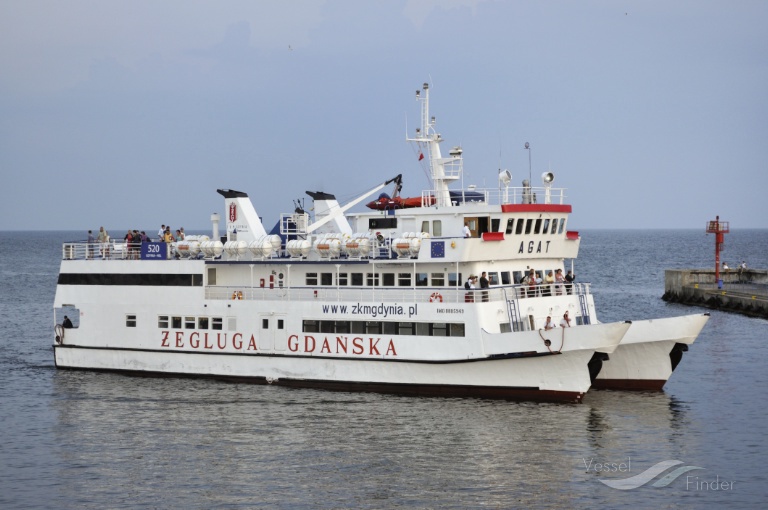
[216,189,268,243]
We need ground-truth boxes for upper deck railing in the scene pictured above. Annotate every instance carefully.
[205,282,592,304]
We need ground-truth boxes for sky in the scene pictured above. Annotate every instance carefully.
[1,0,766,232]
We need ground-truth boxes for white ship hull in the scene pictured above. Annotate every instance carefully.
[52,83,709,402]
[593,314,710,390]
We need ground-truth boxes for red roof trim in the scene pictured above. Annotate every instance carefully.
[500,204,572,213]
[482,232,505,241]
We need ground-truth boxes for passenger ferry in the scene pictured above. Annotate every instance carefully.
[53,83,708,402]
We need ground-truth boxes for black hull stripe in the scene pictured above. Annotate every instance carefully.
[53,365,583,403]
[53,344,552,364]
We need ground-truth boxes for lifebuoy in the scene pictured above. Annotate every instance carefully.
[429,292,443,303]
[232,291,243,300]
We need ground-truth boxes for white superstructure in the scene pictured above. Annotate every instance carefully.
[53,82,708,402]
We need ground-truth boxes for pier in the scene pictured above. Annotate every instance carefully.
[663,269,768,319]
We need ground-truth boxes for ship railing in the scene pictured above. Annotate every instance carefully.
[62,241,173,260]
[418,186,566,206]
[205,282,591,303]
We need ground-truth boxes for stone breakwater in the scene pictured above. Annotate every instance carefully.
[663,269,768,319]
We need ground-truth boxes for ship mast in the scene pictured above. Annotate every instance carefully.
[406,82,462,208]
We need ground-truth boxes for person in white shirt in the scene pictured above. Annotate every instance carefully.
[544,316,556,330]
[560,311,572,328]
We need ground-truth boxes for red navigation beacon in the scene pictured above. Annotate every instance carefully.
[706,216,729,287]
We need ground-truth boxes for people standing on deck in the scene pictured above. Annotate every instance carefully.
[480,272,489,302]
[565,270,575,295]
[528,268,537,297]
[87,229,95,259]
[544,316,556,330]
[555,269,566,295]
[62,315,74,328]
[97,226,109,258]
[179,227,186,240]
[123,230,134,259]
[560,311,572,328]
[163,227,175,243]
[464,275,476,302]
[463,223,471,238]
[158,224,166,240]
[544,270,555,296]
[738,261,747,283]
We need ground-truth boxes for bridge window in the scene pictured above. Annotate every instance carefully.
[506,218,515,234]
[515,218,524,235]
[433,220,442,236]
[525,219,533,235]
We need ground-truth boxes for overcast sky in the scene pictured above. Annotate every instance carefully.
[1,0,766,232]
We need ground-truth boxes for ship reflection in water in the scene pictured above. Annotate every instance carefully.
[51,370,693,509]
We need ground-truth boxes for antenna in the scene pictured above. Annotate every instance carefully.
[524,142,532,185]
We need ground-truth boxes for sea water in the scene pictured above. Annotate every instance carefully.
[1,230,766,509]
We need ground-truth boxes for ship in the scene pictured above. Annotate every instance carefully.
[52,82,708,402]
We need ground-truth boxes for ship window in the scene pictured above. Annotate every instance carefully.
[534,219,542,234]
[506,218,515,234]
[158,315,169,328]
[335,321,350,334]
[416,322,430,335]
[449,323,465,337]
[421,221,429,234]
[126,314,137,328]
[306,272,318,285]
[383,322,397,334]
[351,321,365,333]
[449,273,461,287]
[398,273,412,286]
[559,219,566,233]
[551,219,558,234]
[338,273,348,286]
[488,272,499,285]
[416,273,428,286]
[172,316,182,329]
[515,218,524,235]
[185,317,195,329]
[543,219,550,234]
[501,272,511,285]
[321,273,333,285]
[382,273,395,286]
[198,317,209,329]
[399,322,415,335]
[277,319,284,329]
[491,218,500,232]
[433,220,442,236]
[431,273,445,286]
[303,320,319,333]
[432,323,448,337]
[366,321,382,334]
[525,219,533,234]
[207,267,216,285]
[262,318,269,329]
[513,271,524,284]
[366,273,380,286]
[351,273,363,286]
[320,321,335,333]
[500,323,512,333]
[212,317,223,330]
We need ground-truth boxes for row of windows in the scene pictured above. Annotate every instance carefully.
[156,315,225,330]
[303,320,465,337]
[304,269,561,287]
[506,217,566,236]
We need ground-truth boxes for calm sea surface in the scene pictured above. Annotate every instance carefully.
[1,230,766,509]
